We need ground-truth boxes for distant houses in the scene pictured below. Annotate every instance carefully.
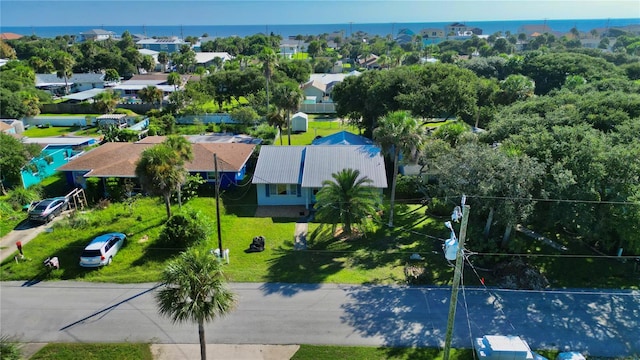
[80,29,116,41]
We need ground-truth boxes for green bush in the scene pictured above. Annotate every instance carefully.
[157,209,208,248]
[7,187,42,210]
[84,177,103,204]
[249,123,277,143]
[171,174,205,204]
[0,335,22,360]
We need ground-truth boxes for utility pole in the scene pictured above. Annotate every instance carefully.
[214,154,223,256]
[443,204,471,360]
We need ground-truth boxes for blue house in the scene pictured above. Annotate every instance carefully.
[137,37,188,53]
[252,145,387,209]
[311,130,373,146]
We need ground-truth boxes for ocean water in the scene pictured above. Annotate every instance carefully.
[2,18,638,39]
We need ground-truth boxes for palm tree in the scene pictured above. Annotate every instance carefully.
[135,144,185,218]
[138,85,164,108]
[93,89,119,114]
[272,82,303,145]
[163,135,194,207]
[167,72,182,91]
[158,51,169,72]
[156,248,236,360]
[314,168,381,235]
[258,46,278,112]
[266,110,285,145]
[52,50,75,95]
[373,110,425,227]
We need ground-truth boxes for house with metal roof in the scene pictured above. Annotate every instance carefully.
[252,145,386,208]
[57,137,255,189]
[80,29,116,41]
[35,73,106,96]
[137,37,187,53]
[311,130,373,146]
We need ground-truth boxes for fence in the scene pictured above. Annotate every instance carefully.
[299,103,336,114]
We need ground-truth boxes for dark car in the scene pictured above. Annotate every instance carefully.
[28,197,69,223]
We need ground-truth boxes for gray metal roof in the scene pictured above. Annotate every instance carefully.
[252,146,304,184]
[62,88,106,101]
[35,73,105,86]
[301,145,387,188]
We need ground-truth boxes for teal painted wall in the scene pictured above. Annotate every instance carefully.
[21,146,74,188]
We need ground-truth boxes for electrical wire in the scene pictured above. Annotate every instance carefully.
[459,266,476,360]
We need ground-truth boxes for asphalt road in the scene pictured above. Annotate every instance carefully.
[1,281,638,357]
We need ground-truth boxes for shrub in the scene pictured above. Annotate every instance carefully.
[0,335,22,360]
[7,187,42,210]
[394,174,424,200]
[84,177,103,204]
[171,174,205,204]
[157,209,208,248]
[249,123,277,142]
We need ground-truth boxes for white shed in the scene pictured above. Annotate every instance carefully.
[291,112,308,133]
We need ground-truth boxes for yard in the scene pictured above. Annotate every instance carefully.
[277,118,360,146]
[2,180,638,289]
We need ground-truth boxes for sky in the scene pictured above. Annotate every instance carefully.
[1,0,639,27]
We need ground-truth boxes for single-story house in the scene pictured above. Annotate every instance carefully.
[252,145,387,209]
[35,73,106,96]
[80,29,116,41]
[311,130,373,146]
[61,88,106,103]
[195,52,234,68]
[137,37,187,53]
[57,137,255,190]
[112,74,187,99]
[1,119,24,134]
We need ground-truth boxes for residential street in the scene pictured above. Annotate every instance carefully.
[1,281,638,357]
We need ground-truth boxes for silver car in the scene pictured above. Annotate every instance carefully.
[79,233,126,267]
[28,197,69,223]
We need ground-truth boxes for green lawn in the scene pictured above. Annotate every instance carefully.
[23,126,81,138]
[277,119,360,146]
[0,186,448,286]
[30,343,153,360]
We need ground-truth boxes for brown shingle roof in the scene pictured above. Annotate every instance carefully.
[58,141,255,177]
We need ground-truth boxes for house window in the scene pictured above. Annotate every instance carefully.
[269,184,297,196]
[206,172,217,180]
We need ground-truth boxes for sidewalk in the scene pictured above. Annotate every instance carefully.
[151,344,299,360]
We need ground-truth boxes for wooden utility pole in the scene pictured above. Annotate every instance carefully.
[443,204,471,360]
[214,154,223,256]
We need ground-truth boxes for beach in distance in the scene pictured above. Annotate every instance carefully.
[3,18,639,39]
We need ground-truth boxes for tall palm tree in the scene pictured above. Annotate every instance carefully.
[158,51,169,73]
[135,144,185,218]
[266,110,285,145]
[156,248,236,360]
[272,82,303,145]
[258,46,278,112]
[314,168,381,235]
[163,135,194,207]
[52,50,75,95]
[167,72,182,91]
[373,110,425,227]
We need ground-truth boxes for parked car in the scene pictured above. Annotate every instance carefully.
[28,197,69,223]
[79,233,126,268]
